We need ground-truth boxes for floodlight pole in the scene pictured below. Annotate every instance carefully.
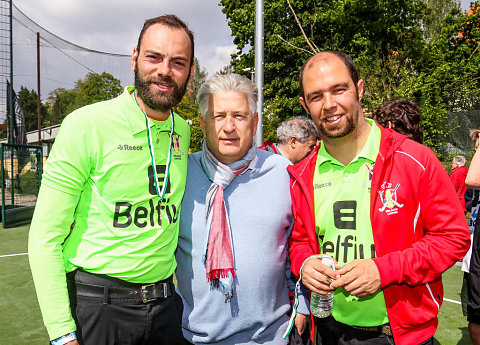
[8,0,13,145]
[9,0,14,204]
[37,32,42,143]
[254,0,264,146]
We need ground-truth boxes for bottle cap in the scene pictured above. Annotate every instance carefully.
[321,256,334,270]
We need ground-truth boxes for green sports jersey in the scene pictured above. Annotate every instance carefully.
[28,86,190,339]
[313,118,388,327]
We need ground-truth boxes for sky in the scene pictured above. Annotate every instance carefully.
[12,0,236,80]
[12,0,473,66]
[461,0,474,11]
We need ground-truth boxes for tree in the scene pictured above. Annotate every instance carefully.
[220,0,480,147]
[218,65,234,75]
[174,91,203,153]
[416,4,480,110]
[422,0,461,42]
[45,87,77,126]
[74,72,123,108]
[171,58,209,153]
[188,57,208,103]
[17,87,48,132]
[174,58,211,153]
[0,87,49,139]
[45,72,123,126]
[221,0,428,141]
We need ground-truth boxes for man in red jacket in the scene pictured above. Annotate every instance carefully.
[288,50,470,345]
[450,155,469,213]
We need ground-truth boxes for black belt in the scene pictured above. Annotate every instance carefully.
[350,323,392,336]
[67,270,175,304]
[319,316,393,337]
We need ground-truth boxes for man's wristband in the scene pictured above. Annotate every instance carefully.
[51,331,76,345]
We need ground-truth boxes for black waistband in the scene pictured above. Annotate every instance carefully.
[316,316,392,337]
[67,269,175,304]
[350,323,392,336]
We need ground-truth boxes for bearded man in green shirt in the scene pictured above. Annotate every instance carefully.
[28,14,194,345]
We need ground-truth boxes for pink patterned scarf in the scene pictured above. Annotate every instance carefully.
[200,141,256,301]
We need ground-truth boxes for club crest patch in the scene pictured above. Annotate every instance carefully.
[377,182,404,215]
[171,134,184,158]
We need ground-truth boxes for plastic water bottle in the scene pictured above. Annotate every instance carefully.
[310,256,335,318]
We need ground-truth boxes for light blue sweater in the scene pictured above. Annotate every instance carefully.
[176,149,305,344]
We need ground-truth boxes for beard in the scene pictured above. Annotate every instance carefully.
[317,114,355,139]
[134,65,188,112]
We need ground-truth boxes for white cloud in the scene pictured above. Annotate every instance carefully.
[14,0,233,54]
[198,44,237,77]
[11,0,235,93]
[460,0,472,11]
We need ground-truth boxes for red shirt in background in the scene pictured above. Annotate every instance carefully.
[450,166,469,213]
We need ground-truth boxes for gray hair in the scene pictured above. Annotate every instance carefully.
[453,155,467,166]
[277,116,319,144]
[197,73,258,118]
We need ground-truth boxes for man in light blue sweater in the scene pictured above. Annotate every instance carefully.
[175,73,309,344]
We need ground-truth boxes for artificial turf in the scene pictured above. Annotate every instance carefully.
[0,224,472,344]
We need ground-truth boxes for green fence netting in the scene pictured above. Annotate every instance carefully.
[1,143,42,227]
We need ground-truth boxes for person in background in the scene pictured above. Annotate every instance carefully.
[28,15,194,345]
[450,155,469,213]
[372,98,423,144]
[259,116,319,345]
[259,116,319,164]
[175,73,309,345]
[465,129,480,345]
[462,185,480,314]
[288,50,470,345]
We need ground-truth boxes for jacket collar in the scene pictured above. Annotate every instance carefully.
[376,125,408,166]
[288,124,409,183]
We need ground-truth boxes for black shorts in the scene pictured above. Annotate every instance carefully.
[468,219,480,324]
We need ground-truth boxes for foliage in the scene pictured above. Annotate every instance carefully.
[17,170,39,195]
[419,102,453,149]
[45,72,123,126]
[220,0,480,147]
[174,92,203,153]
[0,87,49,139]
[174,58,209,153]
[188,57,209,103]
[45,88,76,126]
[218,64,234,75]
[422,0,461,41]
[222,0,428,98]
[412,3,480,149]
[17,87,49,132]
[74,72,123,106]
[417,5,480,110]
[221,0,428,135]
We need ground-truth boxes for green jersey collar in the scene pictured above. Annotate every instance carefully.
[123,86,177,136]
[317,118,380,167]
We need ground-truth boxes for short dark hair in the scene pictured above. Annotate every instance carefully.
[372,98,423,143]
[136,15,194,66]
[299,51,359,99]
